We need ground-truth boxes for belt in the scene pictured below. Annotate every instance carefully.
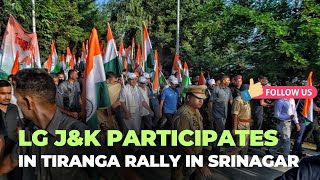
[239,119,252,123]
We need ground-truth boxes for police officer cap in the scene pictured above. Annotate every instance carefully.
[186,85,207,99]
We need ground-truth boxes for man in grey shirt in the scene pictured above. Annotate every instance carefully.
[58,69,81,119]
[208,75,233,152]
[0,80,22,179]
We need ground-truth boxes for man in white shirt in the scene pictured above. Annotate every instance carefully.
[138,76,153,130]
[120,73,153,135]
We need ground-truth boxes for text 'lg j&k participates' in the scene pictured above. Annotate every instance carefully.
[18,130,299,168]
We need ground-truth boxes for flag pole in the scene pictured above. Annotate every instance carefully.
[32,0,36,68]
[176,0,180,54]
[32,0,36,33]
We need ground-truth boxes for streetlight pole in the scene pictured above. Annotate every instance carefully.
[176,0,180,54]
[32,0,36,33]
[32,0,36,68]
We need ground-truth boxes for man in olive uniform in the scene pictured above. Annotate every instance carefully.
[228,84,251,156]
[172,85,212,180]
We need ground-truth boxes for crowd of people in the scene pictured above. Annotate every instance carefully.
[0,68,318,179]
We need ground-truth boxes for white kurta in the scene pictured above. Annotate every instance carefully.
[120,84,145,134]
[138,86,150,116]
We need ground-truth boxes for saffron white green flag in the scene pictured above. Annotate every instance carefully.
[84,28,111,130]
[118,41,125,73]
[172,53,182,82]
[103,23,120,74]
[181,61,191,98]
[51,41,60,73]
[66,47,72,71]
[143,22,154,73]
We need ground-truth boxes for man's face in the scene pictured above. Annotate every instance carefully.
[234,79,242,88]
[53,77,59,87]
[170,83,177,89]
[223,78,231,87]
[216,80,221,86]
[193,76,200,85]
[128,78,137,86]
[210,84,216,90]
[0,86,11,105]
[70,72,78,81]
[187,95,204,109]
[139,82,146,88]
[259,78,268,86]
[231,78,235,85]
[107,76,118,85]
[58,74,64,81]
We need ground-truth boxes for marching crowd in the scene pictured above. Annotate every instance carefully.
[0,68,318,179]
[51,69,320,178]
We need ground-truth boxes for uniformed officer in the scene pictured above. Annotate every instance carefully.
[172,85,212,180]
[228,84,251,156]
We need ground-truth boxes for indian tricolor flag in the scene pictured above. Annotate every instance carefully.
[172,52,182,82]
[51,54,61,74]
[143,22,154,73]
[118,41,125,72]
[181,61,191,98]
[152,50,160,94]
[50,40,59,72]
[135,44,142,70]
[199,71,205,85]
[303,72,314,125]
[103,23,119,74]
[69,55,75,69]
[43,55,50,70]
[81,42,87,62]
[61,54,66,72]
[66,47,72,70]
[83,28,111,130]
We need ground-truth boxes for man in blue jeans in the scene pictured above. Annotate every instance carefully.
[267,99,296,161]
[251,75,272,130]
[208,75,233,152]
[292,99,320,157]
[160,77,179,129]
